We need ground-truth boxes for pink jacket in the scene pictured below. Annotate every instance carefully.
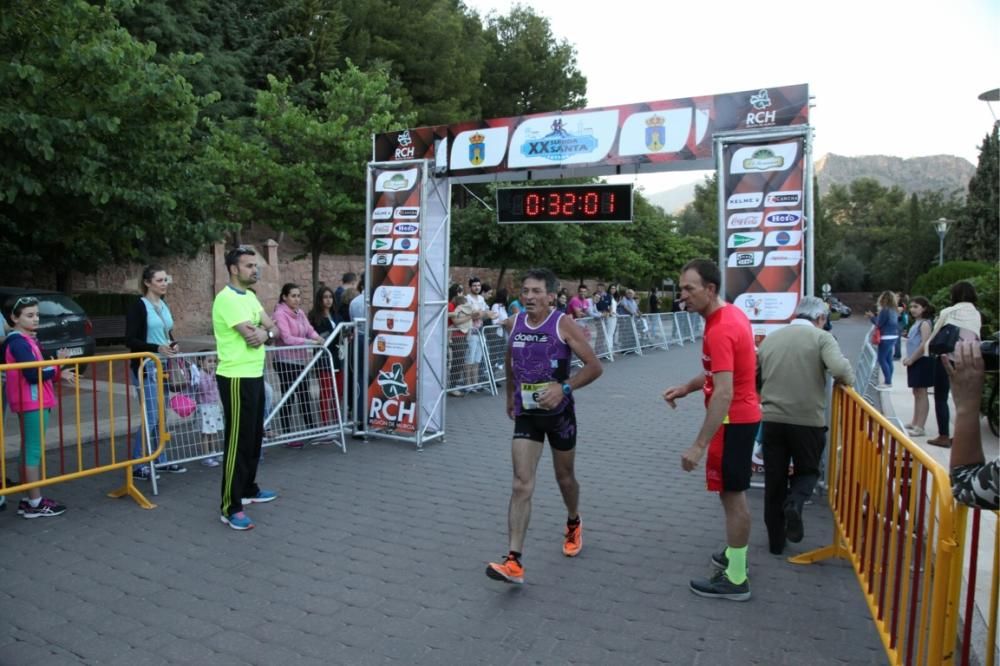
[272,302,321,364]
[3,332,60,413]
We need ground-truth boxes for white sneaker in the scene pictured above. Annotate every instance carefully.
[201,457,221,467]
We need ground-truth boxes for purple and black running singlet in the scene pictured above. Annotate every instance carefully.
[509,310,572,416]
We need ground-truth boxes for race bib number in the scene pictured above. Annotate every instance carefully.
[520,382,549,411]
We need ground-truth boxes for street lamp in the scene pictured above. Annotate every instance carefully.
[932,217,955,266]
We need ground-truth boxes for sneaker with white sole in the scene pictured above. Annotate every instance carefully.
[689,570,750,601]
[221,511,254,530]
[22,497,67,519]
[156,464,187,474]
[201,457,221,468]
[242,489,278,505]
[132,466,160,481]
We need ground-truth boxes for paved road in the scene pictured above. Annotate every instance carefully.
[0,318,886,665]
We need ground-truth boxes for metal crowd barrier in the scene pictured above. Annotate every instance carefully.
[446,327,496,395]
[135,329,352,496]
[951,503,999,666]
[0,352,167,510]
[791,385,999,665]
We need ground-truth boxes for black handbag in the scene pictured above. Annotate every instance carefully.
[928,323,961,356]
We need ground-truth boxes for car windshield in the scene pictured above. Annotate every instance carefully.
[36,295,84,317]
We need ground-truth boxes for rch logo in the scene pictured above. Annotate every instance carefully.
[395,130,415,160]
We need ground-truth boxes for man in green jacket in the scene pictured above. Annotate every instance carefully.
[757,296,854,554]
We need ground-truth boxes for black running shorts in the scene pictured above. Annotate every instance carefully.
[513,408,577,451]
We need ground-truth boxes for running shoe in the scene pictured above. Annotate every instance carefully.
[689,570,750,601]
[156,464,187,474]
[132,466,160,481]
[221,511,254,530]
[485,555,524,584]
[242,489,278,505]
[563,519,583,557]
[284,441,305,449]
[201,456,221,468]
[22,497,67,519]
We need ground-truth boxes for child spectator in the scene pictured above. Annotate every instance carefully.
[3,296,76,518]
[191,351,224,467]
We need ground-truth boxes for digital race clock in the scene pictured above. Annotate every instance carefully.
[496,184,633,224]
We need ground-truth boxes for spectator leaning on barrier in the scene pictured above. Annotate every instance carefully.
[757,296,855,554]
[465,276,495,391]
[212,247,280,531]
[3,296,77,518]
[125,265,186,479]
[309,286,344,427]
[946,340,999,510]
[271,282,323,448]
[567,284,590,320]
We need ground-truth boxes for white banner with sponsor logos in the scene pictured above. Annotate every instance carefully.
[719,134,807,342]
[366,163,425,436]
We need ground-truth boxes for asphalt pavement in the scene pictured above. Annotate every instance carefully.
[0,318,887,665]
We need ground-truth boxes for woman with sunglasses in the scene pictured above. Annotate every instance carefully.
[3,296,77,518]
[125,265,186,479]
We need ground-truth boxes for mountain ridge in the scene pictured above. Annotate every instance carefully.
[645,153,976,213]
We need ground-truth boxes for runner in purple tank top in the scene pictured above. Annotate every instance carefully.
[486,268,603,585]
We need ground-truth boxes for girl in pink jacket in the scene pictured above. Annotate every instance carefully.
[3,296,76,518]
[271,283,323,447]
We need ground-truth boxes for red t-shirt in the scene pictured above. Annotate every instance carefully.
[701,304,760,424]
[448,301,466,337]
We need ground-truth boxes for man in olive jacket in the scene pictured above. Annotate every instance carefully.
[758,296,854,554]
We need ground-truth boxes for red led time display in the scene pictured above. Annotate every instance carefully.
[496,184,633,224]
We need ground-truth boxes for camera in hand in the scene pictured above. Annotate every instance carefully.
[928,324,999,373]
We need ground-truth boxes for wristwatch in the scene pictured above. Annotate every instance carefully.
[267,328,275,340]
[561,383,572,396]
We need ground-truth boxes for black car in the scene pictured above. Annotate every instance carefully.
[0,287,96,360]
[826,296,852,318]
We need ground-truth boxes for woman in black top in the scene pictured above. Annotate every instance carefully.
[308,286,342,426]
[124,265,186,478]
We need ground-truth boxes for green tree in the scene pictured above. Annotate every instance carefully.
[115,0,258,119]
[205,63,412,292]
[0,0,227,289]
[340,0,486,125]
[953,123,999,263]
[676,174,719,259]
[479,4,587,118]
[450,184,585,287]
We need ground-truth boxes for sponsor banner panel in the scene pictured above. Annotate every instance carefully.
[374,85,809,177]
[366,163,424,435]
[722,136,806,341]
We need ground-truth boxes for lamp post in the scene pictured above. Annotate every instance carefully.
[932,217,955,266]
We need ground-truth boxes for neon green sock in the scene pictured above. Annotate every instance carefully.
[725,546,748,584]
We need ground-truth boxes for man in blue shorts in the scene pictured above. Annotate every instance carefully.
[486,268,603,585]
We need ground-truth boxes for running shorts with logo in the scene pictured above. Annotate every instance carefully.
[514,408,577,451]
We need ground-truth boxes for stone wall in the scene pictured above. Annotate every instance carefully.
[64,242,606,338]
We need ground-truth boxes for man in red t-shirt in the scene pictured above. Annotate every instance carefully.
[662,259,760,602]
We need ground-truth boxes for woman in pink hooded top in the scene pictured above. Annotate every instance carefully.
[3,296,77,518]
[272,283,323,447]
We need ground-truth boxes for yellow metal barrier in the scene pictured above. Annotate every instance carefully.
[0,352,168,510]
[792,385,959,665]
[795,386,999,664]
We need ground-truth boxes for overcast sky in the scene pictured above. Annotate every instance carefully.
[464,0,999,192]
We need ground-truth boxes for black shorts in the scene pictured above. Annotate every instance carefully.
[513,408,577,451]
[705,422,759,493]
